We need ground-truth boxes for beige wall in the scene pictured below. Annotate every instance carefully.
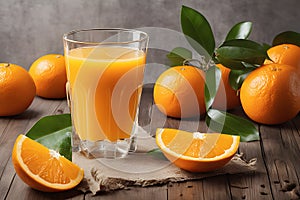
[0,0,299,69]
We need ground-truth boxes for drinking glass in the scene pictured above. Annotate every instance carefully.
[63,28,149,158]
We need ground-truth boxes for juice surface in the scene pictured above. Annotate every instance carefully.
[66,46,146,142]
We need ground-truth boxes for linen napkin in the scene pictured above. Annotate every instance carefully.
[73,127,257,194]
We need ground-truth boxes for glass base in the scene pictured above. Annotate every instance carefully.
[72,134,137,159]
[71,127,138,159]
[80,139,131,159]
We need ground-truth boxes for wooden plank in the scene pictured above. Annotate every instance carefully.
[202,175,231,199]
[51,100,70,115]
[168,181,204,200]
[1,98,73,199]
[291,114,300,134]
[291,115,300,159]
[138,84,154,136]
[1,85,298,199]
[4,98,85,200]
[150,98,208,135]
[85,186,167,200]
[0,98,63,175]
[0,118,11,137]
[202,107,273,199]
[229,141,273,200]
[0,102,44,184]
[6,175,84,200]
[0,157,15,200]
[20,97,67,132]
[165,116,208,133]
[0,105,35,198]
[0,119,13,177]
[148,101,168,137]
[260,123,300,200]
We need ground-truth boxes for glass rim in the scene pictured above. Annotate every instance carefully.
[63,28,149,45]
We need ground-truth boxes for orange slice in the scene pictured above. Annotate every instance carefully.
[12,134,84,192]
[156,128,240,172]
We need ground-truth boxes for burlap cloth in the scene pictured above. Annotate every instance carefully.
[74,127,257,194]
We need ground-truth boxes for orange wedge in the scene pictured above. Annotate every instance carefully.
[12,134,84,192]
[156,128,240,172]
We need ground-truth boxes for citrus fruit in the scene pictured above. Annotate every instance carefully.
[212,64,240,110]
[240,63,300,125]
[153,66,206,118]
[265,44,300,70]
[156,128,240,172]
[0,63,36,116]
[29,54,67,99]
[12,134,84,192]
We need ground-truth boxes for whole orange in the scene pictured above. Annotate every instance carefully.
[0,63,36,116]
[29,54,67,99]
[266,44,300,70]
[153,65,206,118]
[212,64,240,110]
[240,63,300,125]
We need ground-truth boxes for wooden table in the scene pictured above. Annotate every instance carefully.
[1,84,300,200]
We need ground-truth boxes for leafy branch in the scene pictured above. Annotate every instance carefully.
[166,5,266,142]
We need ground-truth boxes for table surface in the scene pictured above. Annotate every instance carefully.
[1,84,300,200]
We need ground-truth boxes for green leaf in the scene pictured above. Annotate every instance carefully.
[262,43,272,52]
[241,62,260,68]
[206,109,259,142]
[225,21,253,41]
[147,148,168,160]
[26,114,73,161]
[216,39,268,69]
[35,128,72,161]
[181,5,215,56]
[204,65,222,111]
[229,67,255,90]
[215,54,245,70]
[166,47,193,66]
[272,31,300,47]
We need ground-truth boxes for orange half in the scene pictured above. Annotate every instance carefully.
[156,128,240,172]
[12,134,84,192]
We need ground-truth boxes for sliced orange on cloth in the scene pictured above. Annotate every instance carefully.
[12,134,84,192]
[156,128,240,172]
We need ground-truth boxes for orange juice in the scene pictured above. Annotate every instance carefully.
[66,46,146,142]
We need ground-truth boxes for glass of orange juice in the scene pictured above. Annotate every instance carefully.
[63,28,148,159]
